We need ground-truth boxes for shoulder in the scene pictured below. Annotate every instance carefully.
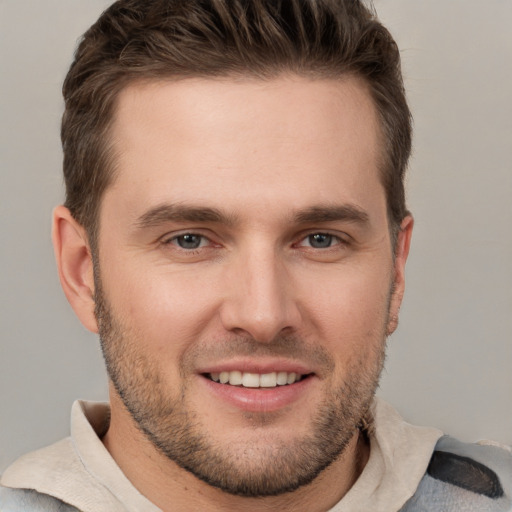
[401,435,512,511]
[0,438,83,511]
[0,486,79,512]
[0,437,106,511]
[0,431,140,512]
[0,437,79,488]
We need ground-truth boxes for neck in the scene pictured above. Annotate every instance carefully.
[102,392,370,512]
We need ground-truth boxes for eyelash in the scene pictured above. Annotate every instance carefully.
[161,231,347,252]
[295,233,345,249]
[162,233,212,251]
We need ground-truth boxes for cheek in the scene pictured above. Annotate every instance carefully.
[299,263,393,344]
[102,262,222,353]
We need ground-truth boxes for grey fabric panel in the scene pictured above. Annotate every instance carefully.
[435,436,512,484]
[400,436,512,512]
[427,450,503,498]
[0,486,80,512]
[400,473,511,512]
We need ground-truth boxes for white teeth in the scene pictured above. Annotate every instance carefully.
[242,373,260,388]
[209,371,302,387]
[286,372,297,385]
[276,371,288,385]
[260,372,277,388]
[229,371,243,386]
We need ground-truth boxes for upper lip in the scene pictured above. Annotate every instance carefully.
[197,358,315,376]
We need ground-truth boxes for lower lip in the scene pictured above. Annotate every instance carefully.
[200,375,315,413]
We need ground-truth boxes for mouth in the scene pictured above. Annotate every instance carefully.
[205,371,310,388]
[200,366,317,412]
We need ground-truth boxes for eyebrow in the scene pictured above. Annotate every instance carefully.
[293,205,370,225]
[135,203,237,229]
[135,202,370,230]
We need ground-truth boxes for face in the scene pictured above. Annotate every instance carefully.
[92,76,409,497]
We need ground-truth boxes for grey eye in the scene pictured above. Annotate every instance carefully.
[308,233,333,248]
[175,234,203,249]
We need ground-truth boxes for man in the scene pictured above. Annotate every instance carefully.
[1,0,510,511]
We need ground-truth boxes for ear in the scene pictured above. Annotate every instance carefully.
[52,205,98,333]
[387,215,414,335]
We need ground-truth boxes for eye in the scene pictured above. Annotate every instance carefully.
[299,233,341,249]
[169,234,208,250]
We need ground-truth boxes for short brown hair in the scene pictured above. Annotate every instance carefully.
[62,0,411,248]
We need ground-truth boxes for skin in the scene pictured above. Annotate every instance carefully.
[53,75,413,512]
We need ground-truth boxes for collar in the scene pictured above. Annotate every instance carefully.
[1,398,442,512]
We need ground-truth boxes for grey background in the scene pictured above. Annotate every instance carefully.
[1,1,511,473]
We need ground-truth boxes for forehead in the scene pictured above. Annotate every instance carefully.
[105,75,385,226]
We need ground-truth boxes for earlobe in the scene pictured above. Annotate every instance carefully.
[52,205,99,333]
[387,215,414,336]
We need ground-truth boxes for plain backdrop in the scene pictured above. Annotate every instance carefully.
[1,1,511,473]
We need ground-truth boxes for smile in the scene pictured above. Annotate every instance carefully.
[201,368,316,412]
[208,371,306,388]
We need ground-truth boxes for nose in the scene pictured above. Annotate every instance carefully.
[219,245,301,343]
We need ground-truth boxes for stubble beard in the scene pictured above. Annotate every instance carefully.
[94,275,388,498]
